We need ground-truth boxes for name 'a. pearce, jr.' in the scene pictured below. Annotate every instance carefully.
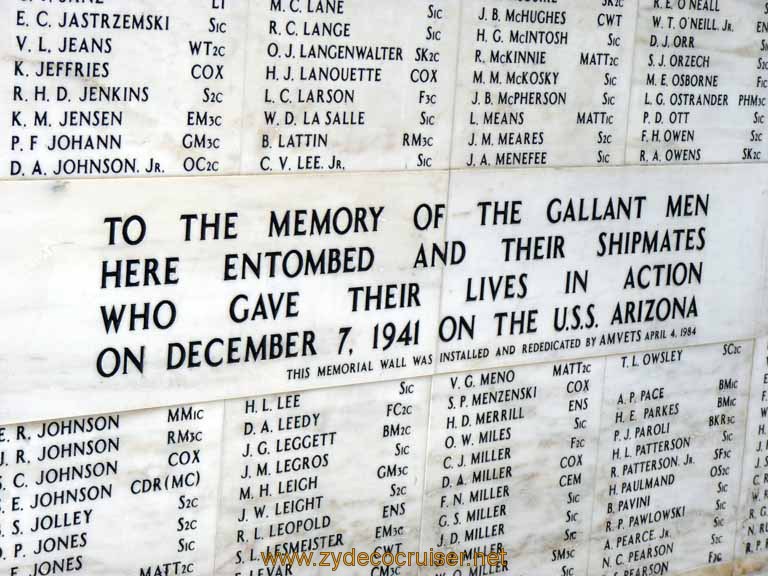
[268,206,385,238]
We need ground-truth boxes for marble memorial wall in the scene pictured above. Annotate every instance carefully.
[2,1,768,576]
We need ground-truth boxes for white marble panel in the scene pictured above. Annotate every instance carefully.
[437,165,768,374]
[0,1,247,179]
[239,0,460,174]
[588,342,752,576]
[449,0,637,170]
[0,171,446,424]
[420,358,604,576]
[0,402,223,576]
[213,377,429,576]
[626,0,768,165]
[736,336,768,576]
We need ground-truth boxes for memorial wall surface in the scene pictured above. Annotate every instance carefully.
[1,1,768,576]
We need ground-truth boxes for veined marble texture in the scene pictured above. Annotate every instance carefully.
[625,0,768,166]
[421,358,604,576]
[0,342,766,575]
[0,170,447,424]
[239,0,460,174]
[1,0,768,178]
[437,164,768,373]
[2,1,768,575]
[213,377,430,576]
[0,0,248,179]
[0,165,767,423]
[449,0,637,170]
[736,336,768,575]
[588,341,752,576]
[0,402,224,576]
